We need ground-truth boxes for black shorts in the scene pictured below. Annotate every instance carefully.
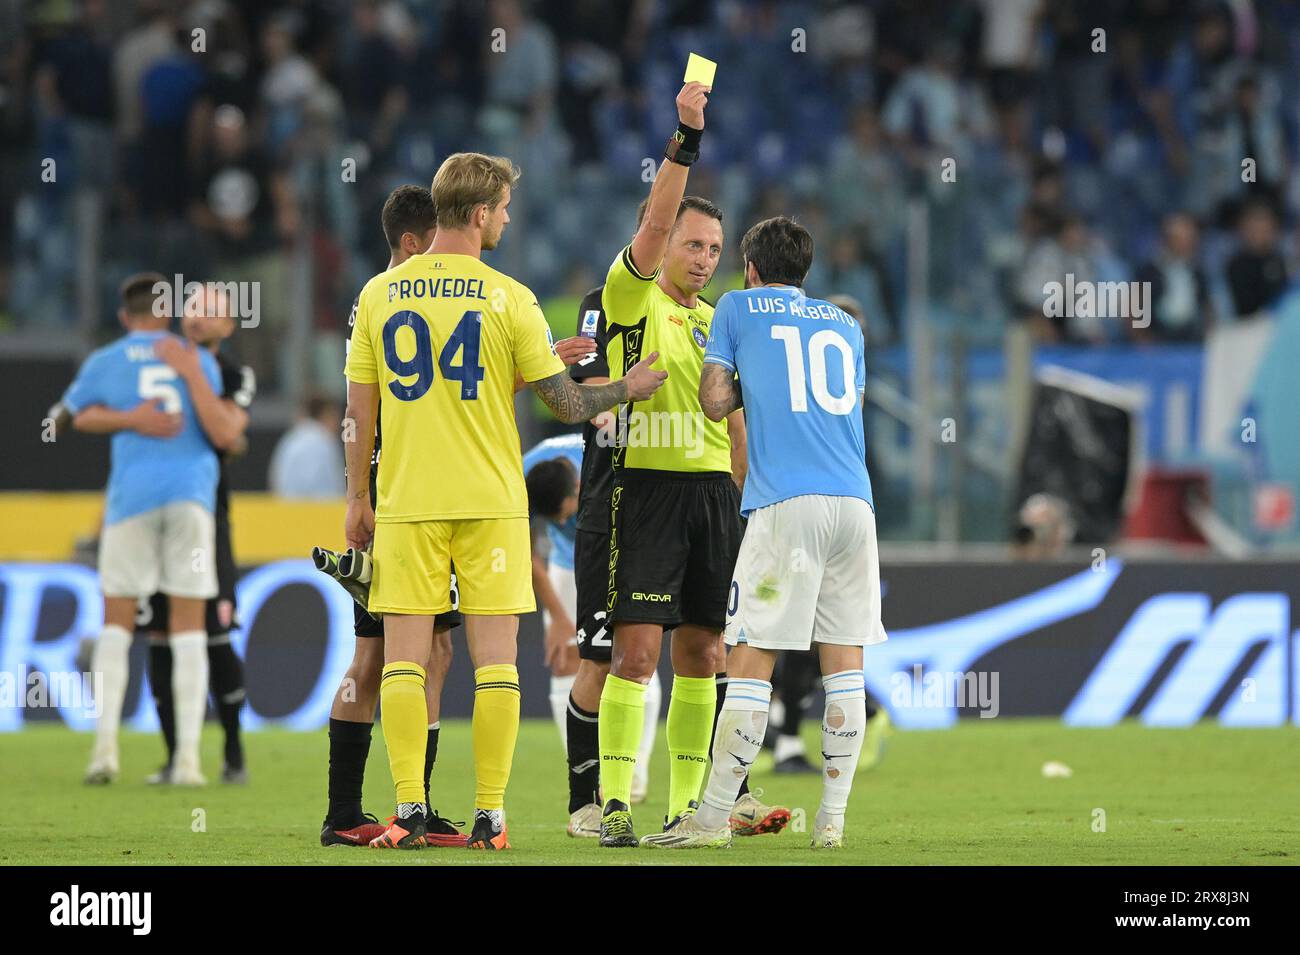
[354,572,463,637]
[135,593,237,637]
[607,469,743,631]
[574,527,613,662]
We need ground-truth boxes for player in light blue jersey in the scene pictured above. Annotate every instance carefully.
[644,216,887,850]
[522,433,661,820]
[60,273,246,786]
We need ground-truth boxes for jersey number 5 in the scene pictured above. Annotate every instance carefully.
[382,310,486,401]
[770,325,857,415]
[139,365,182,413]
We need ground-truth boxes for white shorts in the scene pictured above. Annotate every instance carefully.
[98,501,218,601]
[725,494,887,652]
[541,563,578,639]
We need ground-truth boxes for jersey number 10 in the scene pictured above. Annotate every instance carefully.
[382,309,485,401]
[770,325,857,415]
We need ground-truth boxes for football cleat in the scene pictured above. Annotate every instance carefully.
[321,814,387,847]
[466,809,510,850]
[170,764,207,786]
[811,822,844,849]
[730,789,791,836]
[221,764,248,785]
[369,813,427,849]
[640,805,731,849]
[144,764,173,785]
[599,800,639,848]
[84,764,116,786]
[424,807,469,847]
[567,802,602,838]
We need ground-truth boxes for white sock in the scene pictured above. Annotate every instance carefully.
[696,678,771,830]
[818,670,867,828]
[637,670,662,771]
[774,733,806,763]
[170,630,209,777]
[550,673,575,750]
[89,625,132,770]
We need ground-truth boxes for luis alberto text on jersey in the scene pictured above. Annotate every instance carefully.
[601,246,731,473]
[344,253,564,522]
[703,285,873,516]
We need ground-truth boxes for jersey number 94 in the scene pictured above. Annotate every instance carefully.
[382,309,486,401]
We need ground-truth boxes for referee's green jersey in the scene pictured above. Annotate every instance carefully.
[601,245,732,473]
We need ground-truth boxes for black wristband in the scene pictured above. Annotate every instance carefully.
[676,122,703,153]
[665,122,704,166]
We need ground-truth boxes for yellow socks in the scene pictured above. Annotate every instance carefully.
[666,675,716,819]
[598,674,646,806]
[472,664,521,811]
[380,661,427,806]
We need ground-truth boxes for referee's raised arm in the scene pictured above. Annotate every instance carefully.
[627,82,710,278]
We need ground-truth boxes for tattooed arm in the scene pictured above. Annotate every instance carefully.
[698,362,741,422]
[531,349,667,423]
[531,372,631,424]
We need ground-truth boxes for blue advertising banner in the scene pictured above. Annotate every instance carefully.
[2,559,1295,731]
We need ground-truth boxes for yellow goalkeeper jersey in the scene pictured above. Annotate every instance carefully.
[345,253,564,521]
[601,245,732,473]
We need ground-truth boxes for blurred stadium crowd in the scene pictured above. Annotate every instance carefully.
[2,0,1298,544]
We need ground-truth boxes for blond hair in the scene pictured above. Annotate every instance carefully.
[430,152,519,229]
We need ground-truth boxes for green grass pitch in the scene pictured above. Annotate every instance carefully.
[3,720,1297,865]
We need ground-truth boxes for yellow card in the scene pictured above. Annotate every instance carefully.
[684,53,717,88]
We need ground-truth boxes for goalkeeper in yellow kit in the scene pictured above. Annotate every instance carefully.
[343,152,667,849]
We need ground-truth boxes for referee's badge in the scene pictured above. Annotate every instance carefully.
[581,309,600,338]
[692,326,707,348]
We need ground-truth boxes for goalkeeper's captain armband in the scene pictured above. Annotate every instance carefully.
[664,123,703,166]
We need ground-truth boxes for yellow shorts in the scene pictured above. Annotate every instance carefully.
[369,517,534,616]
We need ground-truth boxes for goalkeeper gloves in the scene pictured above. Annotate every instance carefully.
[311,545,374,611]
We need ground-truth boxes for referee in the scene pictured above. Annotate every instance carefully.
[596,82,747,846]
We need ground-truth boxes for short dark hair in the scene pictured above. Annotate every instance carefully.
[119,271,167,316]
[634,195,722,230]
[677,195,722,225]
[526,457,577,520]
[382,184,436,250]
[740,216,814,286]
